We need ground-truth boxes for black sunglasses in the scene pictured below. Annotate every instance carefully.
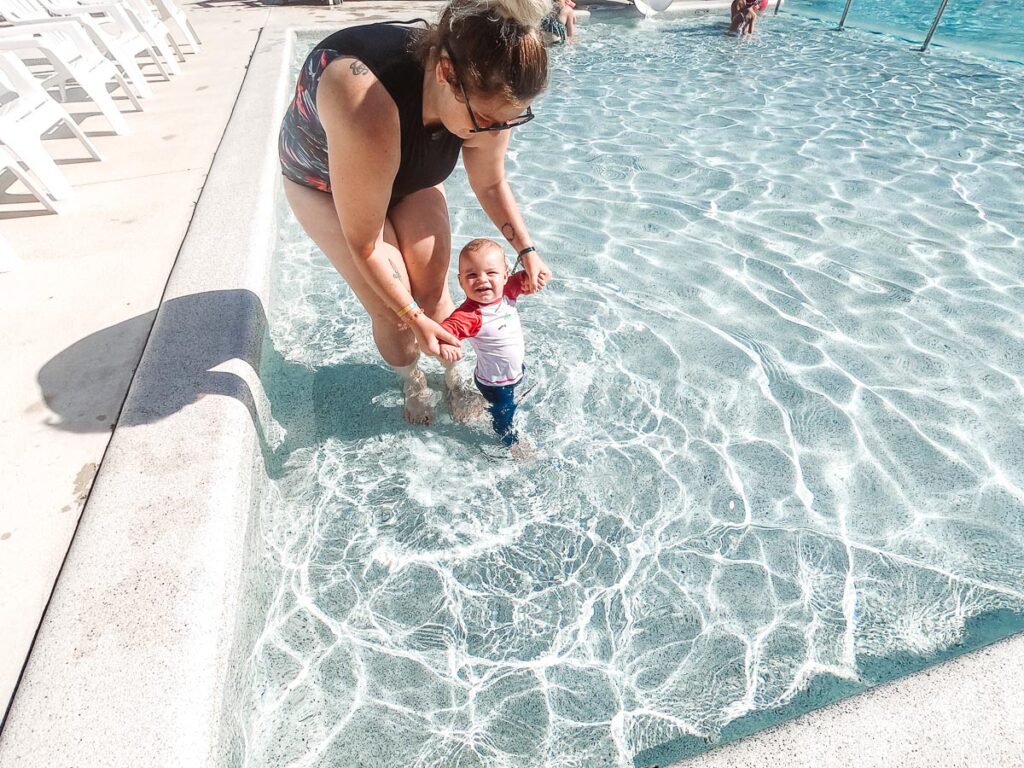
[443,46,535,133]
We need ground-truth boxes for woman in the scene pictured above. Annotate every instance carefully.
[279,0,554,425]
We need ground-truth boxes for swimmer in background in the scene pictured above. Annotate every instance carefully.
[541,0,577,44]
[439,238,540,456]
[729,0,759,35]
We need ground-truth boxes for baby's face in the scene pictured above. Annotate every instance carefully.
[458,245,509,304]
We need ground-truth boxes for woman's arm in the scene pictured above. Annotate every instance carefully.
[317,59,459,355]
[463,131,552,293]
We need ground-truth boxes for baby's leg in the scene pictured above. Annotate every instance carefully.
[475,380,519,445]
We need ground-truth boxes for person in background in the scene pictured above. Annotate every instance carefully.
[729,0,759,34]
[541,0,577,44]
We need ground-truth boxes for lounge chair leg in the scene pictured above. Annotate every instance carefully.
[8,162,60,214]
[169,33,185,63]
[146,45,174,81]
[115,54,154,99]
[1,134,73,200]
[185,19,202,49]
[67,74,131,136]
[61,116,103,160]
[153,39,181,76]
[115,72,143,112]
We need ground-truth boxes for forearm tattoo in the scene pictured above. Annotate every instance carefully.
[349,60,369,76]
[388,259,401,282]
[501,222,516,243]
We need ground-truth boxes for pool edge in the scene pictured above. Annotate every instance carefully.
[0,21,292,768]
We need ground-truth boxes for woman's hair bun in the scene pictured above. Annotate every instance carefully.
[486,0,551,27]
[449,0,550,29]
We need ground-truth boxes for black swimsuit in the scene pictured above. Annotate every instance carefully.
[278,23,464,204]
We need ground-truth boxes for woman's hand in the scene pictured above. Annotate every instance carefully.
[520,250,553,293]
[409,312,461,358]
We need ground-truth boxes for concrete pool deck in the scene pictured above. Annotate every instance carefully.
[0,1,1021,766]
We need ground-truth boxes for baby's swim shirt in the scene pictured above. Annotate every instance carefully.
[441,273,528,386]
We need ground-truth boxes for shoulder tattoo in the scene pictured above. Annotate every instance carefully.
[349,60,369,76]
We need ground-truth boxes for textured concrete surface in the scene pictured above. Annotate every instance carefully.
[674,634,1024,766]
[0,2,1021,767]
[0,13,288,766]
[0,0,269,720]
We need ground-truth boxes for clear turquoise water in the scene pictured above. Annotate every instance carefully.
[786,0,1023,62]
[241,15,1024,768]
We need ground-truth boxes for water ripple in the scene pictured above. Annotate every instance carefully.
[242,15,1024,768]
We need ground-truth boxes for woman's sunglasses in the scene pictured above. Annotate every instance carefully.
[444,46,535,133]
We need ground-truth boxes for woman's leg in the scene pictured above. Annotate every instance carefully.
[388,184,484,422]
[283,178,433,424]
[560,6,576,39]
[387,184,455,323]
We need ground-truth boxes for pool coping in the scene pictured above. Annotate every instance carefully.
[0,7,1021,768]
[0,18,289,767]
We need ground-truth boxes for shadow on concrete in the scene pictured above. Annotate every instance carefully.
[0,170,57,217]
[38,289,485,474]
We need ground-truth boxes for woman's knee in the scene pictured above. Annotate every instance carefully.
[413,281,453,320]
[369,306,412,338]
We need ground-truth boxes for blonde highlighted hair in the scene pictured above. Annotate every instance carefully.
[413,0,550,105]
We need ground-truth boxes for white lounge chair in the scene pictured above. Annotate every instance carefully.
[42,0,185,74]
[0,23,141,135]
[143,0,200,54]
[0,143,60,213]
[0,51,102,200]
[0,0,169,91]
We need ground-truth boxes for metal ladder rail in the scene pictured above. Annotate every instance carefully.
[809,0,952,52]
[838,0,855,29]
[921,0,951,51]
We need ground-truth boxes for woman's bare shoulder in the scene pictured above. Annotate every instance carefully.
[316,56,400,132]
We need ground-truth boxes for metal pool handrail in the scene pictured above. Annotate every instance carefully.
[921,0,951,51]
[838,0,855,29]
[831,0,953,52]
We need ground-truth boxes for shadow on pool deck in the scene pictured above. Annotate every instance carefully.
[37,288,489,473]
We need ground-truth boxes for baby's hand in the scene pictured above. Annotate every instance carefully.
[439,342,463,363]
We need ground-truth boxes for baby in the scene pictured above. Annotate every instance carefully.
[439,238,532,449]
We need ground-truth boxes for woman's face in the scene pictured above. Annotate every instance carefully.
[435,57,533,139]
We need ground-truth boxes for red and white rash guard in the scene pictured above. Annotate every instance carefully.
[441,272,527,387]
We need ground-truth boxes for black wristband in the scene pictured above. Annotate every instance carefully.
[518,246,537,257]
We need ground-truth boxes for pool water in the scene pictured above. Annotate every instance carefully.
[241,14,1024,767]
[785,0,1023,62]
